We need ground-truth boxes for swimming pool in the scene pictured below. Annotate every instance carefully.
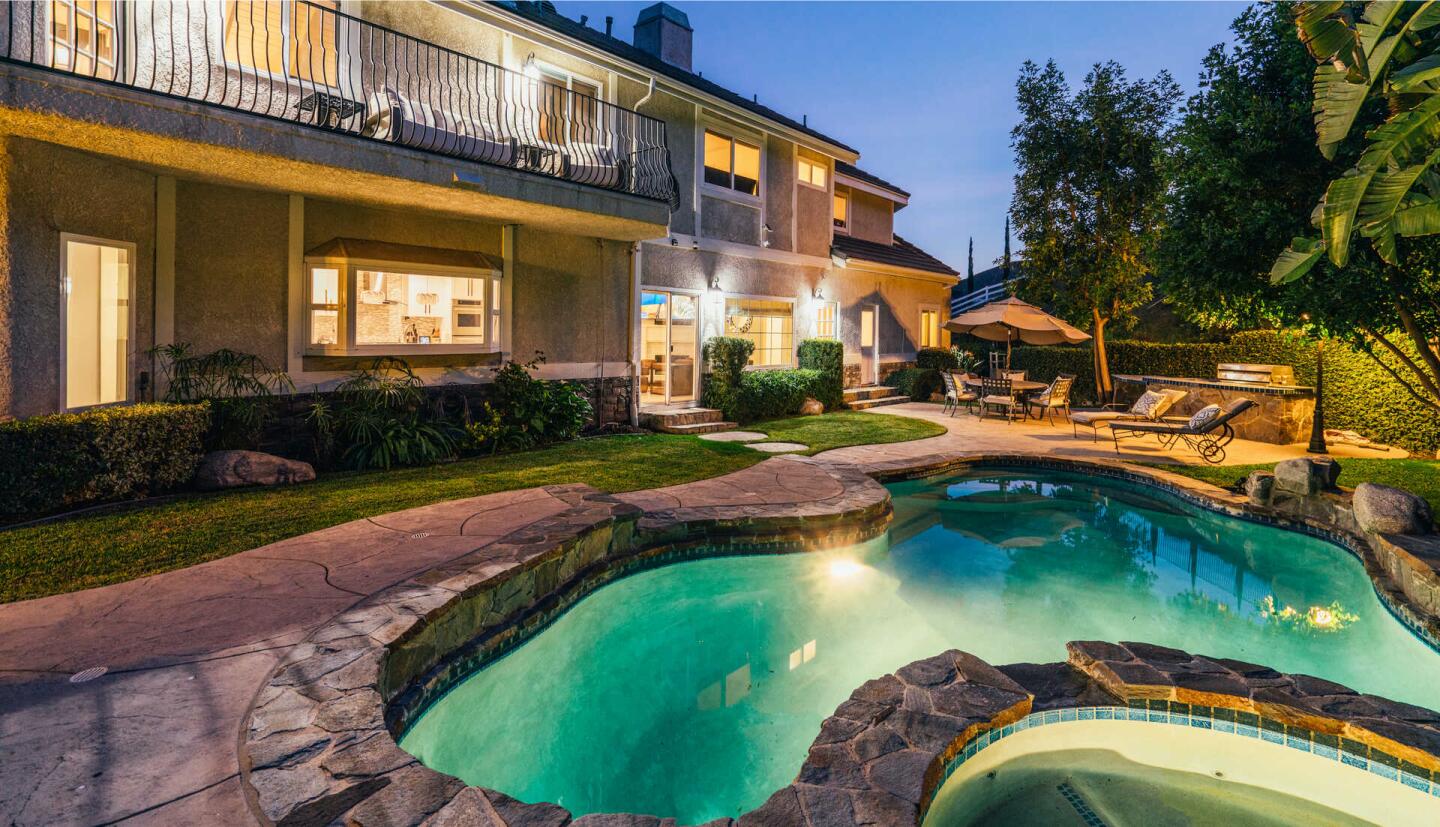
[399,468,1440,823]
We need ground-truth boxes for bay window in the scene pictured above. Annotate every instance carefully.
[704,129,761,197]
[725,297,793,367]
[304,254,502,355]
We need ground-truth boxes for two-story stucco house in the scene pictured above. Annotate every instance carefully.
[0,0,957,429]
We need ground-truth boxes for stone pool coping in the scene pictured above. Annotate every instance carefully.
[240,453,1440,826]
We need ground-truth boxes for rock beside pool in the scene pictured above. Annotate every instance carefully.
[194,450,316,491]
[1244,471,1276,507]
[800,397,825,416]
[1273,457,1340,496]
[1353,483,1434,535]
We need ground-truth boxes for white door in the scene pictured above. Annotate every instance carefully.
[859,305,878,385]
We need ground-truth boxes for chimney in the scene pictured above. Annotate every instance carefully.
[633,3,692,72]
[605,15,614,36]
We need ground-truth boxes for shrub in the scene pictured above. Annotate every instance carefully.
[307,357,459,470]
[0,402,209,520]
[467,354,591,453]
[886,367,926,401]
[916,347,960,372]
[797,338,844,411]
[149,344,293,450]
[733,369,822,423]
[701,337,754,417]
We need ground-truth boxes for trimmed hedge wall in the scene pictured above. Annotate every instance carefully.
[0,402,210,520]
[734,369,823,423]
[1010,331,1440,455]
[797,338,844,411]
[701,336,753,420]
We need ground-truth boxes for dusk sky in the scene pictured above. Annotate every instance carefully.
[555,0,1249,275]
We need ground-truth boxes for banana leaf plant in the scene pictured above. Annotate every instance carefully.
[1271,0,1440,283]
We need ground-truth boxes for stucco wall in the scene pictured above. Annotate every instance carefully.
[174,181,289,366]
[512,228,630,365]
[828,267,952,363]
[700,195,761,246]
[848,189,894,245]
[643,90,696,236]
[359,1,505,65]
[795,182,831,258]
[765,135,796,252]
[0,138,156,419]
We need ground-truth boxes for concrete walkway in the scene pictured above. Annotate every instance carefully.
[818,402,1409,468]
[0,460,860,826]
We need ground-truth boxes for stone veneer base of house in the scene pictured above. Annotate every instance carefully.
[241,455,1440,826]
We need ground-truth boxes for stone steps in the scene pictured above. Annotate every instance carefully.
[847,395,913,410]
[844,385,900,402]
[640,406,737,435]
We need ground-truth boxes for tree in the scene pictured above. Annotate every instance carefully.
[1010,60,1180,396]
[967,236,975,281]
[1002,216,1012,281]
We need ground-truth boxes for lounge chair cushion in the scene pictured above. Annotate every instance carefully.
[1131,390,1172,420]
[1187,404,1223,430]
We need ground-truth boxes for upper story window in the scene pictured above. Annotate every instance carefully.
[51,0,119,80]
[305,241,503,356]
[833,191,850,232]
[797,157,827,190]
[536,69,602,145]
[224,0,339,86]
[704,130,760,197]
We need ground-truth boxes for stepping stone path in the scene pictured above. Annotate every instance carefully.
[697,430,768,443]
[750,442,809,453]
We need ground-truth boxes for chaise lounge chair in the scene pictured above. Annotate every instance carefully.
[1069,388,1187,442]
[1109,398,1257,464]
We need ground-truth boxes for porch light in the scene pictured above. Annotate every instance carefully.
[831,249,848,269]
[523,53,541,79]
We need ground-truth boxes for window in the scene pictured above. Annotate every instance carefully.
[538,71,601,145]
[815,300,838,340]
[725,297,793,367]
[63,237,132,409]
[797,157,827,190]
[704,130,761,197]
[920,308,941,348]
[51,0,118,80]
[224,0,339,86]
[833,191,849,232]
[305,261,502,354]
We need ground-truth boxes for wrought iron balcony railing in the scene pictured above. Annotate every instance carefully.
[0,1,680,206]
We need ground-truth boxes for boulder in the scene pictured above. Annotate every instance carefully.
[1244,471,1276,507]
[195,450,316,491]
[1353,483,1434,536]
[799,397,824,416]
[1273,457,1340,496]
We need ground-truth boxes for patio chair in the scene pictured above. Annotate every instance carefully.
[1027,373,1075,425]
[940,371,978,417]
[1110,398,1257,464]
[979,377,1023,423]
[1069,388,1188,442]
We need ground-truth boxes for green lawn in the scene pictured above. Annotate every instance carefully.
[754,410,947,455]
[0,412,942,603]
[1162,457,1440,516]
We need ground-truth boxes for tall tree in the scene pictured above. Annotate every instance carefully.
[1002,216,1011,280]
[968,236,975,281]
[1010,60,1180,396]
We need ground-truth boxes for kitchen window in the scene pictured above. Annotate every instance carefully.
[51,0,119,80]
[305,258,502,355]
[62,235,133,409]
[725,297,793,367]
[815,300,838,340]
[704,130,761,197]
[833,191,849,232]
[797,157,827,190]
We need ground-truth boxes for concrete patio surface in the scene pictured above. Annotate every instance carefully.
[817,402,1409,468]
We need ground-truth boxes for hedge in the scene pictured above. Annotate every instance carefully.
[797,338,844,411]
[1010,330,1440,455]
[701,336,753,419]
[734,369,823,423]
[0,402,210,520]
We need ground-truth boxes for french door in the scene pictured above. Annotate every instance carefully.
[639,290,698,406]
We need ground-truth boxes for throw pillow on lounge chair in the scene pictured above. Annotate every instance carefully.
[1187,404,1222,430]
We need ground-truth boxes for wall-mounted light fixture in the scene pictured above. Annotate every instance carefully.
[523,52,541,79]
[830,249,849,269]
[762,223,773,249]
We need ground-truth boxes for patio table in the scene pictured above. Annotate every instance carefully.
[961,376,1047,393]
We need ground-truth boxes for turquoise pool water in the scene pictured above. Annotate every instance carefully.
[400,468,1440,823]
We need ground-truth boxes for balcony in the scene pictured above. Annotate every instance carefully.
[0,1,679,207]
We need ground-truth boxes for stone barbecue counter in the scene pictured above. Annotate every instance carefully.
[1114,373,1317,444]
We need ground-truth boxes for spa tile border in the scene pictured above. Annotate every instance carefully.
[745,641,1440,827]
[859,452,1440,653]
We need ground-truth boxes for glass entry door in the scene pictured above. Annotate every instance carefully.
[640,290,698,406]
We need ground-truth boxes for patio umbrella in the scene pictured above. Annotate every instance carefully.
[943,297,1091,364]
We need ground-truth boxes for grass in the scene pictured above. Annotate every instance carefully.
[0,411,944,603]
[753,410,947,455]
[1161,457,1440,516]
